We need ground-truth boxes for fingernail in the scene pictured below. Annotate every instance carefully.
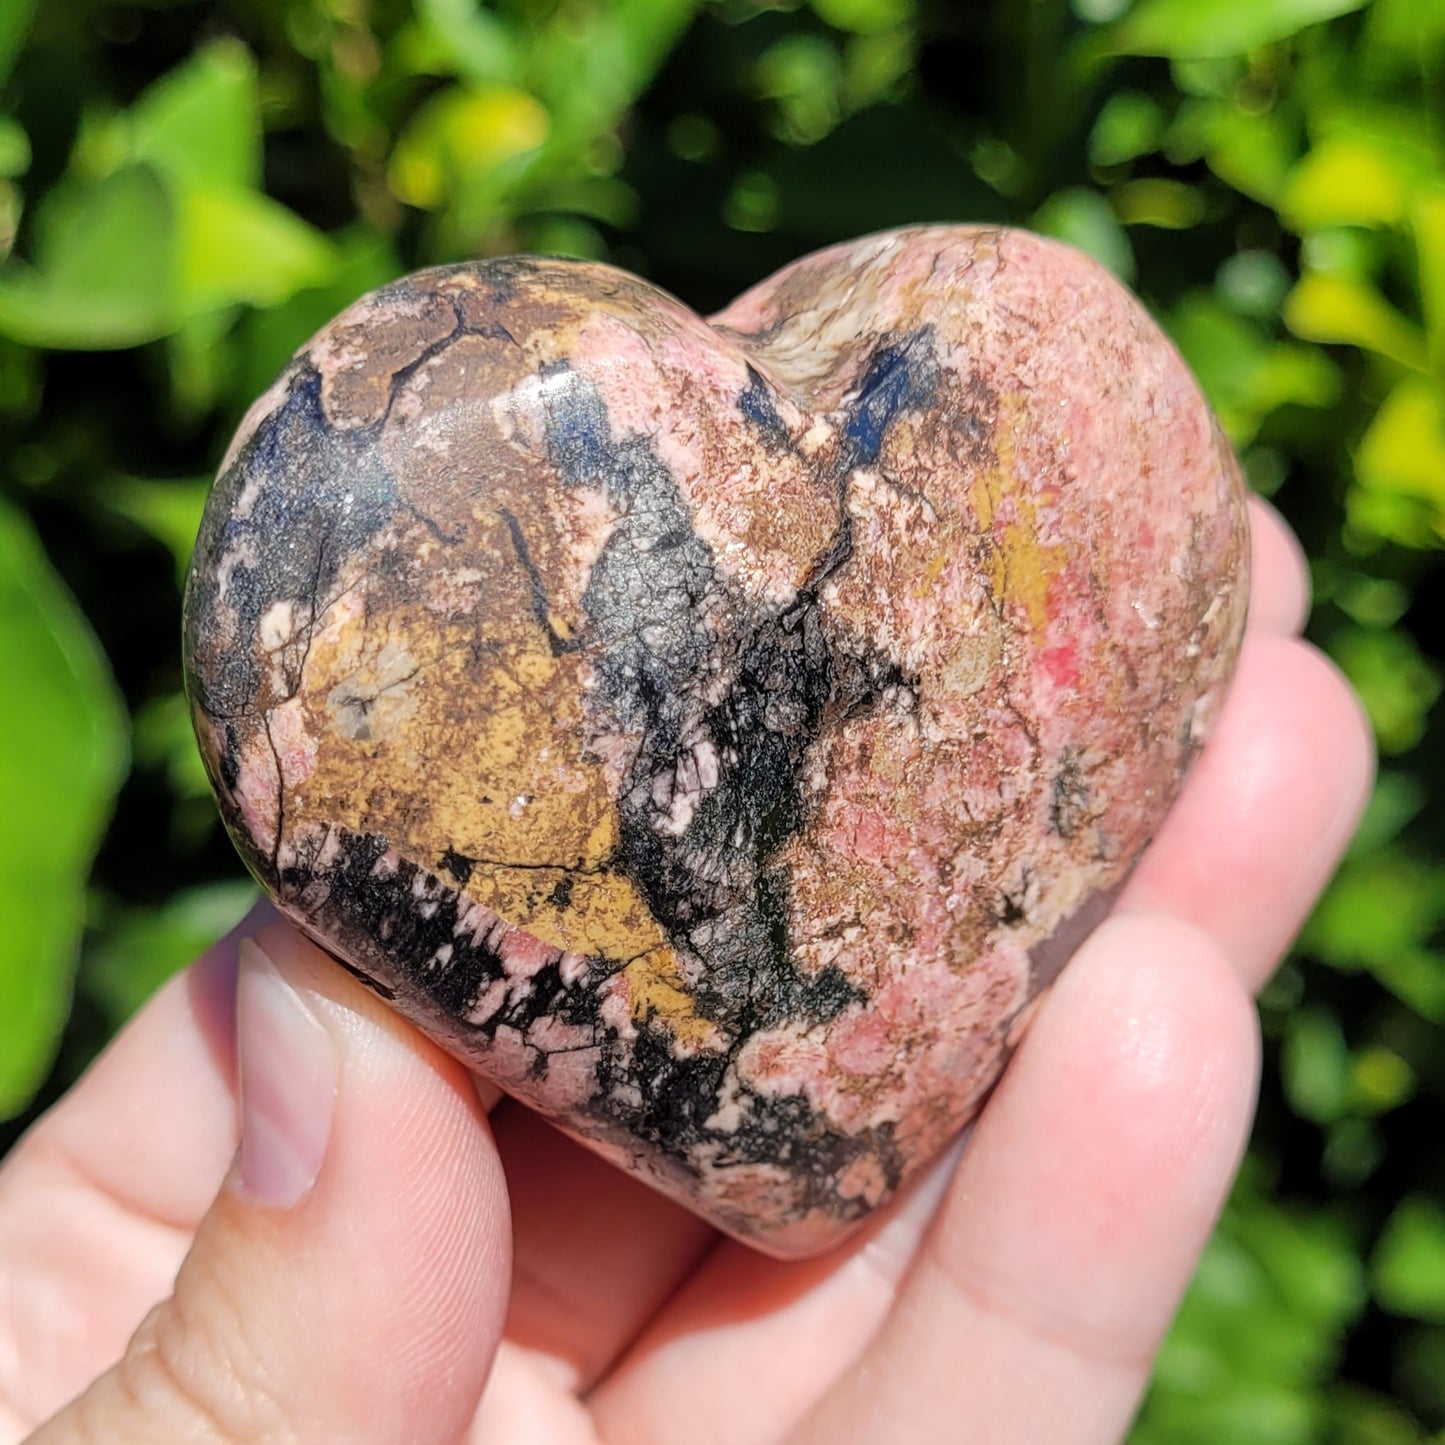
[236,936,336,1208]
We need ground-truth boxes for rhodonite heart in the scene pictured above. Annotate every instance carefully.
[184,225,1249,1257]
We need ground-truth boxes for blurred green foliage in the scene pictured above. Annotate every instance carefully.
[0,0,1442,1436]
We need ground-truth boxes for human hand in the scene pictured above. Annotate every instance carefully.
[1,497,1372,1445]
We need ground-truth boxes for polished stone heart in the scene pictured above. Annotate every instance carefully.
[184,226,1249,1257]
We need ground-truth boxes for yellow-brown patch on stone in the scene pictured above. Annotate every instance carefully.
[465,865,666,961]
[972,400,1067,643]
[290,527,622,928]
[624,949,726,1050]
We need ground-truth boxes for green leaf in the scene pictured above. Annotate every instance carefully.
[1375,1198,1445,1322]
[1332,626,1442,754]
[1282,1006,1351,1123]
[1368,948,1445,1023]
[1089,91,1166,167]
[1305,848,1445,970]
[105,475,212,583]
[1139,1175,1367,1444]
[132,691,215,805]
[532,0,699,156]
[129,39,260,192]
[176,186,338,315]
[809,0,913,36]
[1414,186,1445,364]
[167,308,237,419]
[1169,99,1299,205]
[1168,293,1340,444]
[1217,250,1292,318]
[84,882,256,1029]
[758,35,845,146]
[1031,187,1136,282]
[0,0,35,89]
[1111,0,1369,59]
[0,118,30,179]
[1283,272,1430,369]
[1345,768,1426,856]
[0,501,128,1118]
[415,0,523,86]
[235,227,401,404]
[0,166,176,348]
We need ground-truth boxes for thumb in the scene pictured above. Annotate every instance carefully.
[30,923,510,1445]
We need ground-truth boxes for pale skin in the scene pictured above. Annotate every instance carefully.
[0,496,1372,1445]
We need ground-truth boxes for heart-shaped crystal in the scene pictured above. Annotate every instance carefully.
[184,225,1249,1257]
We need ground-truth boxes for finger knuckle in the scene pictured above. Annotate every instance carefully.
[112,1287,292,1445]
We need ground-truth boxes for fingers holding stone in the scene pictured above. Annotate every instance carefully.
[0,904,270,1430]
[586,1140,963,1445]
[790,912,1259,1445]
[1120,633,1374,991]
[476,1103,715,1401]
[27,924,510,1445]
[1245,495,1311,636]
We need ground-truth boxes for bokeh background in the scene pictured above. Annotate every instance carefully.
[1,0,1443,1437]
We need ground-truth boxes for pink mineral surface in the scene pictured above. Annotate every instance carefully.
[183,225,1250,1257]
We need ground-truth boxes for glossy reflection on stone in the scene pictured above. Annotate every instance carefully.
[184,226,1250,1257]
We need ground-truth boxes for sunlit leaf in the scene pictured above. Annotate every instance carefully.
[842,28,915,109]
[1281,136,1412,231]
[129,39,260,192]
[1307,850,1445,1022]
[724,169,780,232]
[1355,377,1445,535]
[1110,0,1368,59]
[0,502,128,1117]
[1350,1046,1415,1114]
[389,85,549,210]
[532,0,699,156]
[1375,1198,1445,1323]
[0,166,175,348]
[1112,176,1206,228]
[1283,272,1430,369]
[176,186,338,315]
[1341,577,1410,627]
[1073,0,1131,21]
[1372,948,1445,1022]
